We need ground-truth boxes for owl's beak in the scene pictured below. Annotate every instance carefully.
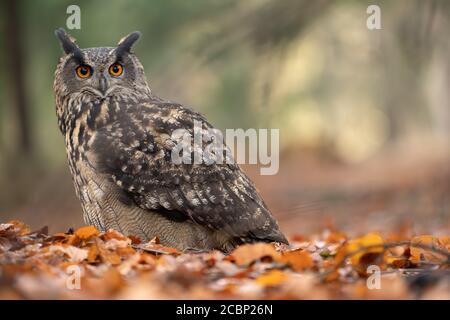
[98,75,109,96]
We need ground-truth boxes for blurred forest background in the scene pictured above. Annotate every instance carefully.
[0,0,448,237]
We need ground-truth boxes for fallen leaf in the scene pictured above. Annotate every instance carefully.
[87,243,99,263]
[0,237,12,253]
[231,243,280,266]
[95,238,122,265]
[103,238,131,250]
[438,236,450,251]
[128,235,142,244]
[140,242,181,255]
[255,270,287,286]
[48,245,88,263]
[281,249,313,271]
[7,220,31,236]
[347,232,384,265]
[386,257,411,268]
[410,235,448,264]
[74,226,99,240]
[1,218,448,300]
[102,229,128,242]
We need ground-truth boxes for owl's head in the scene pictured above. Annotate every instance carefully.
[54,28,151,103]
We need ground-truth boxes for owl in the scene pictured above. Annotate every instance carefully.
[53,28,287,252]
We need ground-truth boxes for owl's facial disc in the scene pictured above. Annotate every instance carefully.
[70,52,135,98]
[55,29,147,100]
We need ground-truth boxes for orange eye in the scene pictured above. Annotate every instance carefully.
[109,63,123,77]
[75,65,92,78]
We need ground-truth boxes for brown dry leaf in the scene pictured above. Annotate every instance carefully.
[384,244,411,268]
[255,270,288,286]
[347,232,384,265]
[231,243,280,266]
[48,232,70,243]
[128,235,142,244]
[48,244,88,263]
[7,220,31,236]
[333,244,348,265]
[139,252,158,266]
[387,257,411,268]
[0,223,13,233]
[322,243,348,282]
[0,237,12,253]
[84,268,124,297]
[103,238,131,251]
[116,246,137,257]
[66,234,81,246]
[101,250,121,265]
[95,238,122,265]
[1,218,449,300]
[74,225,99,240]
[281,249,313,271]
[438,236,450,251]
[87,243,99,263]
[141,242,181,255]
[323,270,340,282]
[117,253,141,275]
[102,229,128,242]
[410,235,448,264]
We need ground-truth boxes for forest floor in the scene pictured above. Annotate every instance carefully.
[0,220,449,299]
[0,144,449,299]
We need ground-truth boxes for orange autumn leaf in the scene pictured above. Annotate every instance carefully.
[281,250,313,271]
[95,238,122,265]
[323,245,347,282]
[74,225,99,240]
[142,243,181,255]
[47,244,88,263]
[255,270,287,286]
[386,257,410,268]
[333,244,348,266]
[102,229,128,241]
[323,270,339,282]
[138,236,181,255]
[7,220,30,236]
[128,235,142,245]
[87,243,99,263]
[66,234,82,246]
[231,243,280,266]
[438,236,450,251]
[410,235,448,264]
[347,232,384,265]
[101,250,121,265]
[1,218,448,300]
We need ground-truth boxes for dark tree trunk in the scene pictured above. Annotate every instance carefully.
[4,0,32,155]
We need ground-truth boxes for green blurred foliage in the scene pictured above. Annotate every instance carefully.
[0,0,449,174]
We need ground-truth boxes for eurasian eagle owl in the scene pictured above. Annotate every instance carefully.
[53,28,287,252]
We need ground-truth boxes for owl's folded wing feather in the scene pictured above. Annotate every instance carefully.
[90,100,287,244]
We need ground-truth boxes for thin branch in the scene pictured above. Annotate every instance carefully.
[132,244,172,255]
[320,240,450,281]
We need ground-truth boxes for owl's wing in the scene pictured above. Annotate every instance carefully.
[91,99,287,244]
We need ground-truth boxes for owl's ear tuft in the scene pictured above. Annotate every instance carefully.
[115,31,141,57]
[54,28,83,62]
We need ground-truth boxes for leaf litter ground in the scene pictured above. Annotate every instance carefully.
[0,220,449,299]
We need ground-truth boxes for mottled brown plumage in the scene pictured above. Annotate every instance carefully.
[53,28,287,252]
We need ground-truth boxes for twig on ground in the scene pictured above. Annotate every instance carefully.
[320,240,450,281]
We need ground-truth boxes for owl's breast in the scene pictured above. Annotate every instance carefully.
[63,98,118,203]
